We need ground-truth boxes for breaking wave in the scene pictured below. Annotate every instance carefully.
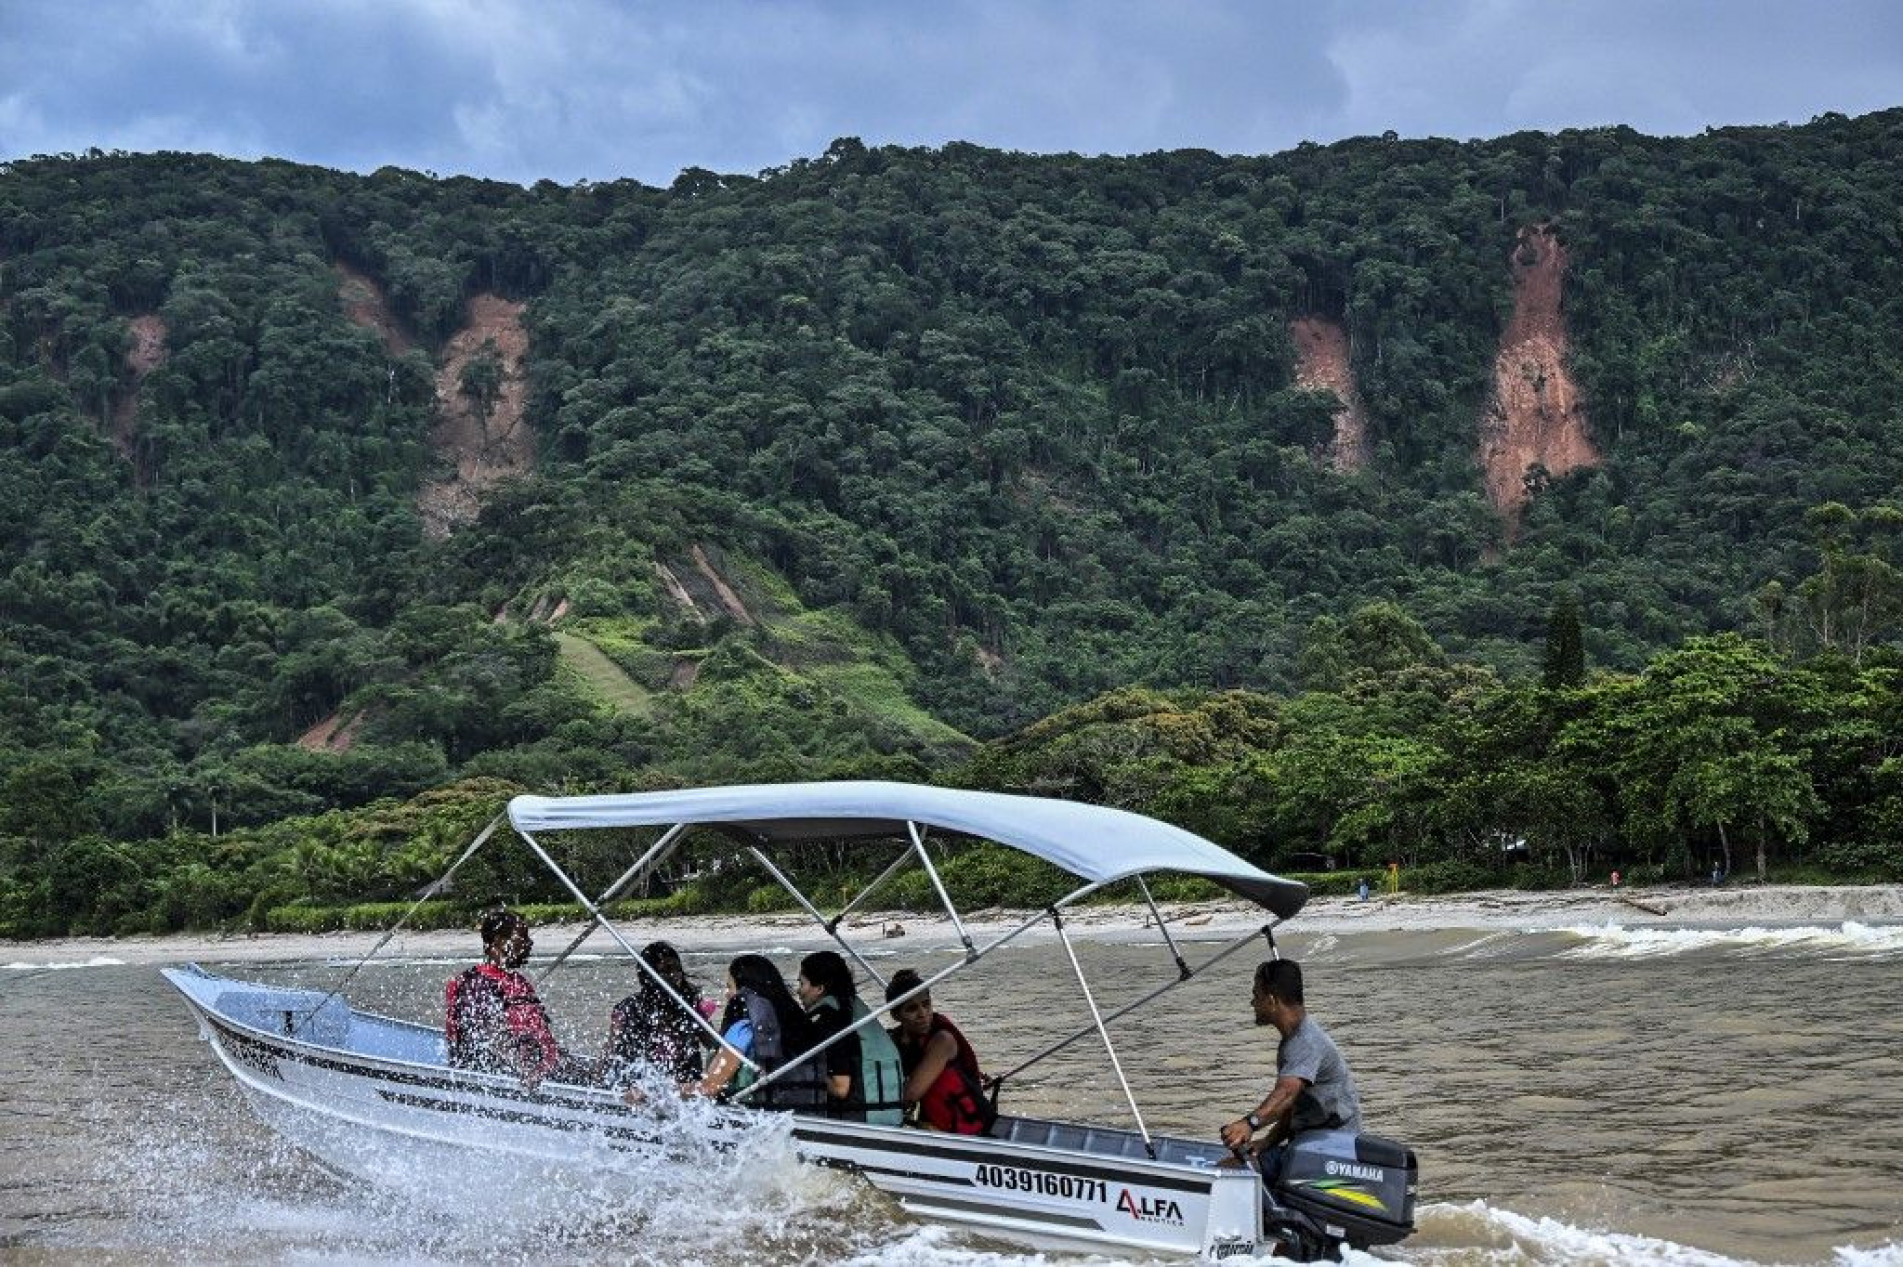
[1411,1200,1903,1265]
[1835,1244,1903,1267]
[1552,920,1903,960]
[4,955,125,971]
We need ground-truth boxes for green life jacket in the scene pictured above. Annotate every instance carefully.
[807,995,906,1126]
[850,996,906,1127]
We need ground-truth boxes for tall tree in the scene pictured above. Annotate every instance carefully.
[1542,592,1586,688]
[1594,636,1825,880]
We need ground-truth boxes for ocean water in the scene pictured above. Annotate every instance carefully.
[2,922,1899,1264]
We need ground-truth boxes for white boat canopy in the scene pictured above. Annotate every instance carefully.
[304,779,1308,1154]
[507,780,1307,919]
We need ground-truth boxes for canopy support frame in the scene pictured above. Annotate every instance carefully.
[347,786,1308,1116]
[825,843,915,937]
[516,826,754,1073]
[746,844,889,991]
[1052,905,1153,1158]
[908,821,974,956]
[991,919,1283,1086]
[540,821,690,981]
[734,878,1103,1104]
[1135,874,1191,980]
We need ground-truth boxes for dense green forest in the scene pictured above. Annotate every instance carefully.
[4,110,1903,936]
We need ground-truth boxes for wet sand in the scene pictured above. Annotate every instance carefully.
[9,882,1899,968]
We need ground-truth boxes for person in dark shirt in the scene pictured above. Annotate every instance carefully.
[796,951,861,1109]
[794,950,905,1123]
[602,940,713,1087]
[444,910,572,1090]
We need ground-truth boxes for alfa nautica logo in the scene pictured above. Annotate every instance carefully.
[1117,1188,1184,1224]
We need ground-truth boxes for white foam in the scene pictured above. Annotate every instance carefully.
[1420,1198,1753,1264]
[1446,931,1517,959]
[1416,1201,1903,1266]
[1553,920,1903,959]
[4,956,125,970]
[93,1065,864,1263]
[830,1223,1109,1265]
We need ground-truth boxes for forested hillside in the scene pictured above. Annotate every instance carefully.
[4,110,1903,934]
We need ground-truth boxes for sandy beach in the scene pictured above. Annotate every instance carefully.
[7,882,1899,968]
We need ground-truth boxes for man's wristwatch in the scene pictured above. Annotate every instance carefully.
[1244,1111,1263,1130]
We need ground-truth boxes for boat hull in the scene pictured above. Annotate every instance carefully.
[165,966,1264,1257]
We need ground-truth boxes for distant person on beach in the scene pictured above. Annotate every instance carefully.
[445,910,577,1089]
[601,940,715,1088]
[1220,959,1362,1182]
[886,968,993,1133]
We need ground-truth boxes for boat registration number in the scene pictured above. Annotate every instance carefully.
[973,1164,1107,1202]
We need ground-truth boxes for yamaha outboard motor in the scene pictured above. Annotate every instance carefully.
[1263,1130,1418,1262]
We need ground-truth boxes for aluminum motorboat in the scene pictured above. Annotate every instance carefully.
[165,781,1418,1260]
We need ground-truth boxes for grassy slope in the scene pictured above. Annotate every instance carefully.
[538,546,972,755]
[553,631,656,717]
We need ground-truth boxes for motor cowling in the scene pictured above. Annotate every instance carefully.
[1273,1129,1418,1249]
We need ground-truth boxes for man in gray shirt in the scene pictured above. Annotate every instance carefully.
[1220,959,1361,1174]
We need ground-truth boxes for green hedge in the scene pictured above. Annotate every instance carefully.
[1503,864,1574,891]
[746,884,797,913]
[1284,870,1383,898]
[1138,875,1226,902]
[254,845,1864,936]
[1404,860,1508,894]
[1815,839,1903,882]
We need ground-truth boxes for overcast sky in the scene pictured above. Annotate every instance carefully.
[3,0,1900,187]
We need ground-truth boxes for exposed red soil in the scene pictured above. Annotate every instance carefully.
[493,596,567,626]
[653,561,700,618]
[334,262,413,356]
[126,314,168,375]
[416,295,532,538]
[1477,225,1600,527]
[1289,316,1371,473]
[296,710,364,753]
[689,544,756,626]
[650,549,756,626]
[110,314,168,459]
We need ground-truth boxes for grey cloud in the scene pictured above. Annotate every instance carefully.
[1324,0,1903,142]
[0,0,487,172]
[0,0,1898,186]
